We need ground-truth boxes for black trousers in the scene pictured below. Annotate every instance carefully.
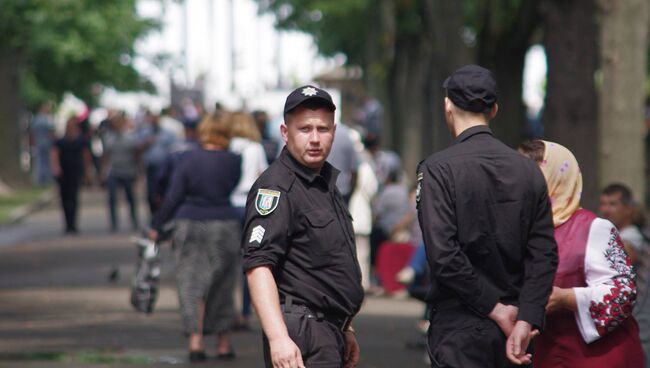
[145,164,161,221]
[263,304,346,367]
[428,306,531,368]
[57,175,81,232]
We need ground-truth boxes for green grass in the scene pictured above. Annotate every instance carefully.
[0,187,50,224]
[0,350,152,364]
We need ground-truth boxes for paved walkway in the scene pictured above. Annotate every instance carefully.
[0,187,429,367]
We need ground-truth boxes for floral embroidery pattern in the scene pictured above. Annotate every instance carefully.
[589,228,637,336]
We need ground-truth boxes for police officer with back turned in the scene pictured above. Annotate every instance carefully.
[416,65,558,367]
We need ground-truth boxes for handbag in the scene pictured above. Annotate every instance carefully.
[129,236,161,314]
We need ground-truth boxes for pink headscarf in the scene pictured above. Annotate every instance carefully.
[539,141,583,227]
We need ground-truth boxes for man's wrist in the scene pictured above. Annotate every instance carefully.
[488,302,505,321]
[267,332,291,343]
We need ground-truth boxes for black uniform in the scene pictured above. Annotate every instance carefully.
[416,126,558,367]
[242,147,364,367]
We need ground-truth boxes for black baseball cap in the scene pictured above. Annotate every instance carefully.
[283,85,336,114]
[443,65,498,113]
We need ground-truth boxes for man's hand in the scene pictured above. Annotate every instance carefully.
[148,229,158,242]
[269,336,304,368]
[488,303,518,337]
[51,165,62,179]
[343,330,360,368]
[506,320,538,365]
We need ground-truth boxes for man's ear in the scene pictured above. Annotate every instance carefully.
[280,123,289,144]
[444,97,454,119]
[444,97,451,112]
[489,103,499,120]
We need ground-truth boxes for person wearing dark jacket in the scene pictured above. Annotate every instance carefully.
[416,65,558,367]
[50,117,92,234]
[150,112,241,362]
[243,86,363,368]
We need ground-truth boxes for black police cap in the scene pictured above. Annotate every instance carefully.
[283,85,336,114]
[443,64,498,113]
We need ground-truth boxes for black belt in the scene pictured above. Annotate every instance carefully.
[282,296,352,332]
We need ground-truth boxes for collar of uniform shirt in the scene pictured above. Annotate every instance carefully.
[279,147,339,188]
[452,125,494,145]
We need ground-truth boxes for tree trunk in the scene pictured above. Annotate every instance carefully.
[598,0,649,207]
[0,52,28,187]
[484,44,528,148]
[362,0,395,147]
[542,0,600,210]
[388,36,430,173]
[477,0,542,148]
[386,0,469,176]
[425,0,471,153]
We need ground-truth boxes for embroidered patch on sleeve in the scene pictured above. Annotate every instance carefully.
[249,225,265,245]
[416,172,423,203]
[255,189,281,216]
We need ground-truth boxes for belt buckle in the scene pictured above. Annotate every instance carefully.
[340,316,351,332]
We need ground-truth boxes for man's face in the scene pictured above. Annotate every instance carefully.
[599,193,631,228]
[281,106,335,171]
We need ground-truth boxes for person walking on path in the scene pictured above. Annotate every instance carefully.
[416,65,558,367]
[31,101,55,186]
[150,112,242,362]
[50,116,92,234]
[138,110,178,221]
[228,111,268,331]
[243,85,364,368]
[101,112,141,232]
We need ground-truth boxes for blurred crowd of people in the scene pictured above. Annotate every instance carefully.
[24,92,650,365]
[26,94,427,361]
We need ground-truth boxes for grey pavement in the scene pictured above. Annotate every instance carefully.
[0,186,429,367]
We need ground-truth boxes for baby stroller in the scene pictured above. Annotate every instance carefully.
[130,235,161,314]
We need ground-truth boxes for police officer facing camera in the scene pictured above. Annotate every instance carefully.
[242,85,364,368]
[416,65,557,367]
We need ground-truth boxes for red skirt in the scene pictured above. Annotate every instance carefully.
[534,312,644,368]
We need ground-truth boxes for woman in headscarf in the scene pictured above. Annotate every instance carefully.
[519,140,643,367]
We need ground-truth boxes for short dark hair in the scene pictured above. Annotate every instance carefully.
[283,99,334,124]
[518,140,545,163]
[602,183,634,206]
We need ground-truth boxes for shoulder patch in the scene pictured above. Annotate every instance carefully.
[416,172,423,203]
[255,189,281,216]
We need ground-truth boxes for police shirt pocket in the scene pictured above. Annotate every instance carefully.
[304,210,336,267]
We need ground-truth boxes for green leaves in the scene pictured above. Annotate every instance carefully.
[257,0,371,63]
[0,0,157,107]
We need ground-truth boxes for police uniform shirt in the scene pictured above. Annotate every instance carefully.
[242,147,364,318]
[416,125,558,329]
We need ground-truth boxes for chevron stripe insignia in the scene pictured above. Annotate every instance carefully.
[249,225,265,245]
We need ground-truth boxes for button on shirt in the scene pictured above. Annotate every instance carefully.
[242,148,364,318]
[416,125,558,329]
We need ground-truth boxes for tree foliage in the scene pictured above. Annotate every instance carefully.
[0,0,157,107]
[258,0,370,64]
[257,0,539,154]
